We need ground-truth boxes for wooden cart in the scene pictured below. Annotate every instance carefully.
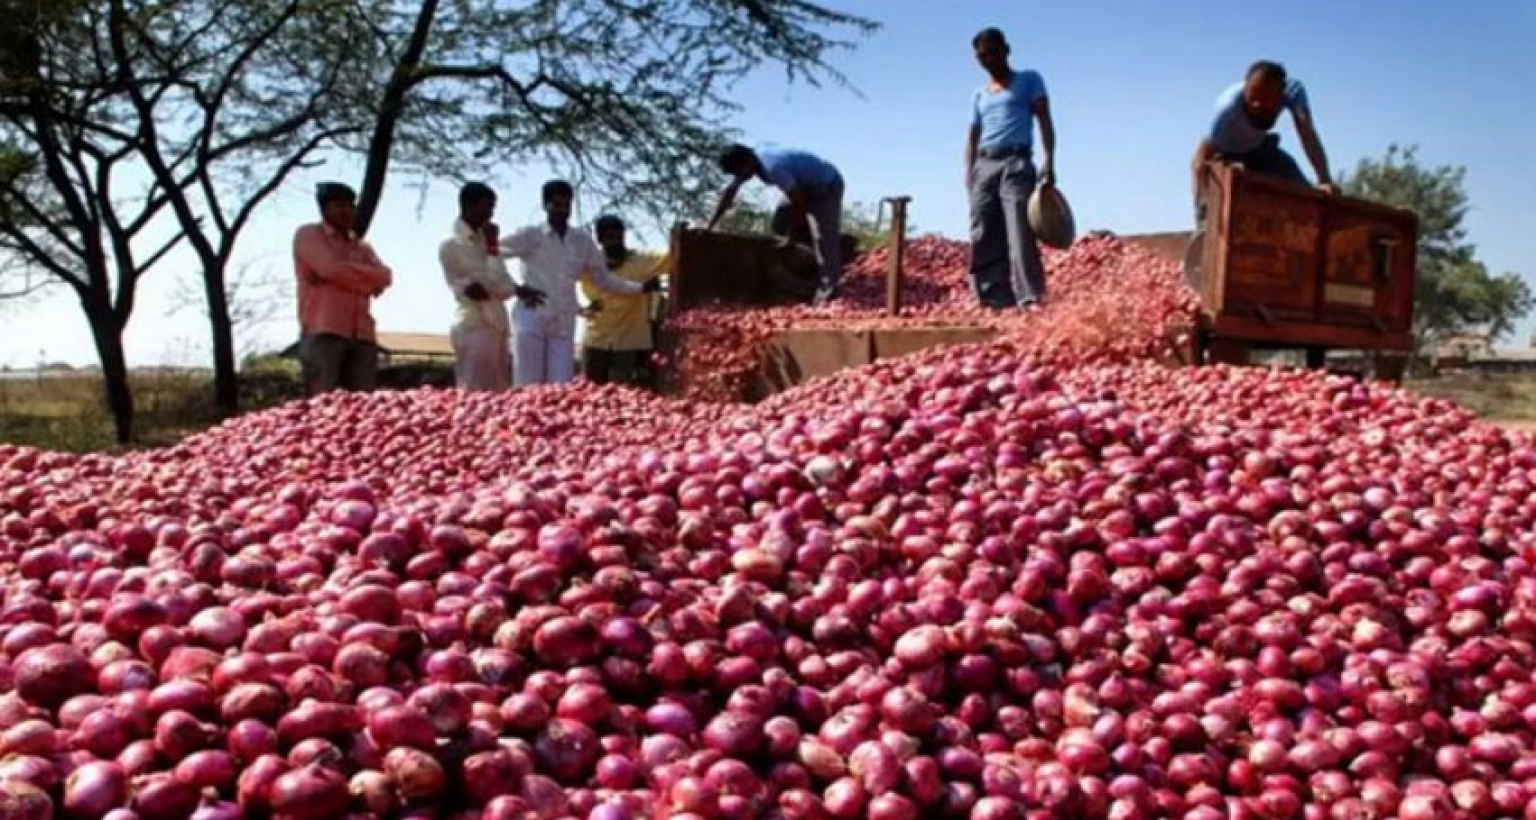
[1184,165,1418,381]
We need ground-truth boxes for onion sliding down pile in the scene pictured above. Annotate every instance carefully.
[0,234,1532,820]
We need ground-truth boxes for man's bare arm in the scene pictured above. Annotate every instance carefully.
[706,179,745,231]
[1292,110,1335,191]
[964,124,980,189]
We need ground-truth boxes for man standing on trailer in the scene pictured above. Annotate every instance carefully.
[707,143,845,304]
[498,180,662,387]
[292,182,393,395]
[440,182,531,391]
[1191,60,1337,220]
[581,215,669,388]
[964,27,1057,311]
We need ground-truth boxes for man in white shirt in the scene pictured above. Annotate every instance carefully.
[496,180,661,386]
[439,182,535,391]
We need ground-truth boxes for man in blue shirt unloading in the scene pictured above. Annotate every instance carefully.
[964,27,1057,310]
[1191,60,1336,218]
[708,143,845,304]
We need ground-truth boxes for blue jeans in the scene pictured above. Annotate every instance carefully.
[969,153,1046,308]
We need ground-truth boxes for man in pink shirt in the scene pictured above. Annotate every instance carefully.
[292,183,393,395]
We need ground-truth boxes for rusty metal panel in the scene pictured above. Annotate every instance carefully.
[1219,172,1324,319]
[670,227,827,312]
[1197,165,1418,352]
[669,227,776,312]
[1319,202,1416,332]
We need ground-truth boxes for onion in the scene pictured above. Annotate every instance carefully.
[235,754,288,814]
[172,750,237,791]
[64,762,128,820]
[383,746,446,802]
[0,781,53,820]
[268,763,348,820]
[349,769,397,816]
[131,774,200,820]
[13,644,92,709]
[534,718,601,782]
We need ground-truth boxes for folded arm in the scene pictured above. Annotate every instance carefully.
[441,241,515,301]
[295,227,389,295]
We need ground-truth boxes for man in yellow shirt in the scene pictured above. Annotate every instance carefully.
[581,215,669,388]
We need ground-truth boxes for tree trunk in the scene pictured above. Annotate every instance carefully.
[82,295,134,445]
[203,262,239,417]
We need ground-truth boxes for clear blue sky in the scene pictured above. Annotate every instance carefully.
[3,0,1533,367]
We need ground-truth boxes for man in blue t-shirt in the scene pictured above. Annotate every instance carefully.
[964,27,1057,310]
[708,143,846,304]
[1191,60,1336,218]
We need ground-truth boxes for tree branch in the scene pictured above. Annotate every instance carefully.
[132,230,190,278]
[0,220,85,290]
[226,125,358,248]
[352,0,442,235]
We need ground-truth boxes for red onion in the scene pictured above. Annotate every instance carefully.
[0,781,53,820]
[384,746,447,802]
[63,761,128,820]
[269,764,348,820]
[131,774,200,820]
[13,644,92,709]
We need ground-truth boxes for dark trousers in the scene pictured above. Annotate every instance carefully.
[1221,133,1309,184]
[300,333,378,395]
[968,152,1046,309]
[1198,134,1310,225]
[583,348,655,389]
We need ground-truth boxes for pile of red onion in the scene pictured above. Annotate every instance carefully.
[0,231,1533,820]
[667,234,1200,401]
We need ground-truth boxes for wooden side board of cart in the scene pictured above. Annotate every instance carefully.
[1174,164,1419,383]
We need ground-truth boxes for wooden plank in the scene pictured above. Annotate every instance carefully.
[751,328,873,399]
[1210,315,1413,351]
[870,326,997,360]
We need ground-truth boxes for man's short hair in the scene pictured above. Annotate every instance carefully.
[973,27,1007,49]
[315,182,356,210]
[1246,60,1287,86]
[719,144,755,175]
[594,214,625,234]
[459,182,495,209]
[542,179,574,203]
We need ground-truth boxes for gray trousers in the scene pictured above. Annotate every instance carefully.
[969,154,1046,308]
[301,333,378,395]
[804,176,845,293]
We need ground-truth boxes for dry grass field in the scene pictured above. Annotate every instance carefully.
[0,367,304,452]
[2,366,1535,453]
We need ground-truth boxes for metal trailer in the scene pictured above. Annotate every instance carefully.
[1179,164,1418,382]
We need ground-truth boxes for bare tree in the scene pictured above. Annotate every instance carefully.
[0,0,876,442]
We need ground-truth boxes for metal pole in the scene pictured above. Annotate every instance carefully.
[883,196,911,317]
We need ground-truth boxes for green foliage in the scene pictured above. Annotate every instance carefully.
[333,0,879,233]
[1342,144,1533,358]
